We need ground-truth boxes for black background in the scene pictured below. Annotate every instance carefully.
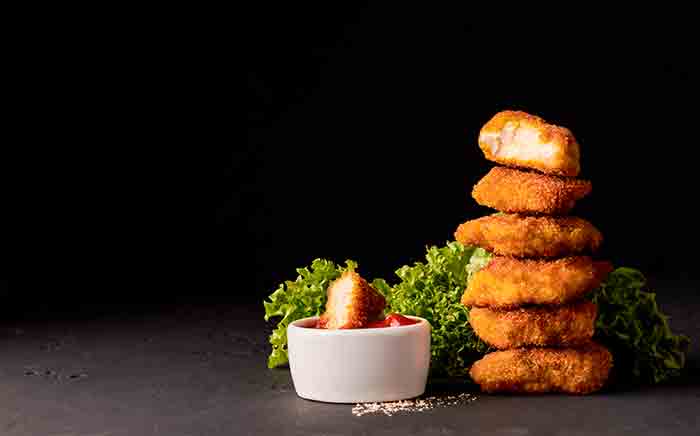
[230,6,700,304]
[232,6,698,304]
[8,5,699,310]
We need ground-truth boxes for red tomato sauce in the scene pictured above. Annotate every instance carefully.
[313,313,418,329]
[366,313,419,328]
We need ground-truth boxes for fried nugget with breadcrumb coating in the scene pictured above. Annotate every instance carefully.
[469,301,597,349]
[317,271,386,329]
[478,111,581,177]
[469,343,613,394]
[455,213,603,258]
[462,256,612,309]
[472,167,591,215]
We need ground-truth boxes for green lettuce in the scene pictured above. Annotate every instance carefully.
[374,242,491,377]
[589,267,690,384]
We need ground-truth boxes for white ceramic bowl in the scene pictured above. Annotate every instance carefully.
[287,315,431,403]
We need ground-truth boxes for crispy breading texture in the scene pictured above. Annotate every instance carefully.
[318,271,386,329]
[469,343,613,394]
[454,213,603,258]
[462,256,612,309]
[478,110,581,177]
[472,166,592,215]
[469,301,597,349]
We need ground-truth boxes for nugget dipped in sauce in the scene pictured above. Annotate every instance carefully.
[317,271,386,329]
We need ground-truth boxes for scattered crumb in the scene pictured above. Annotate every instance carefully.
[351,393,477,416]
[23,366,87,381]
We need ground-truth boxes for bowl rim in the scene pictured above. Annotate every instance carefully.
[288,315,429,336]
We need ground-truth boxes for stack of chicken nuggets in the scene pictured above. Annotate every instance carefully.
[456,111,614,394]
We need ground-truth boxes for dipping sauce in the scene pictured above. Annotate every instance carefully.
[366,313,419,328]
[313,313,419,329]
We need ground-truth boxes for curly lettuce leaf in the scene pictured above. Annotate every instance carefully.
[466,247,492,281]
[263,259,357,368]
[377,242,491,377]
[589,267,690,384]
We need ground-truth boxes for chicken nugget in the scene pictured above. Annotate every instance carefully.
[455,213,603,258]
[469,301,597,349]
[478,110,580,177]
[462,256,612,308]
[472,167,591,215]
[318,271,386,329]
[469,343,613,394]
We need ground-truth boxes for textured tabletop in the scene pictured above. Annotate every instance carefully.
[1,278,698,436]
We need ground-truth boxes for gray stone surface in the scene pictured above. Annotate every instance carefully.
[0,279,698,436]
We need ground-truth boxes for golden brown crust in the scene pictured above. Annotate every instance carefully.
[318,271,386,329]
[469,301,597,349]
[478,110,580,177]
[454,213,603,258]
[462,256,612,308]
[469,343,613,394]
[472,167,591,215]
